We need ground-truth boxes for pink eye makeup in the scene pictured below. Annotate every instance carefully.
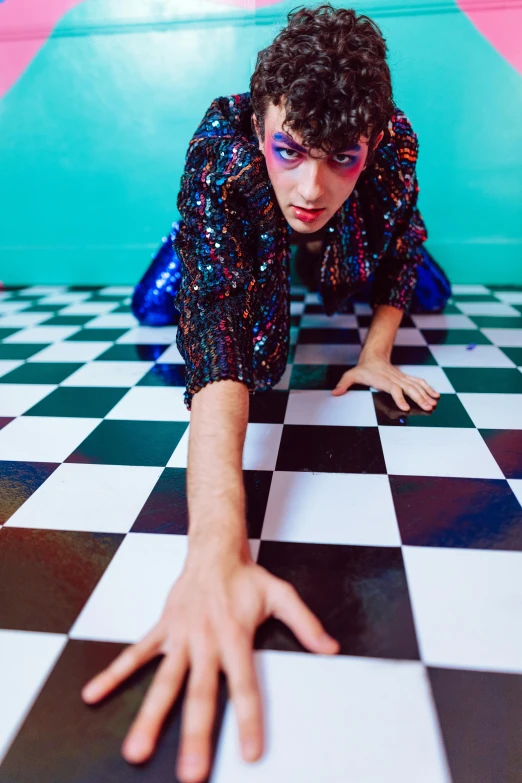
[270,132,360,169]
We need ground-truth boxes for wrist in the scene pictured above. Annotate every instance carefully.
[359,345,391,363]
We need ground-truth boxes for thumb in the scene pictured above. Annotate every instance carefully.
[269,579,340,655]
[332,373,356,396]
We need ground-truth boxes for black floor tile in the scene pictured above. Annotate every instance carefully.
[131,468,271,539]
[65,329,129,342]
[500,347,522,366]
[0,328,26,341]
[249,389,289,423]
[0,343,50,360]
[373,391,475,427]
[275,424,386,473]
[429,667,522,783]
[137,363,187,386]
[255,540,420,660]
[289,364,369,390]
[390,475,522,550]
[444,368,522,393]
[0,638,229,783]
[38,315,95,325]
[390,346,437,365]
[94,344,164,362]
[24,386,128,418]
[420,329,491,345]
[0,362,83,385]
[65,421,188,467]
[0,460,59,525]
[480,429,522,479]
[468,315,522,328]
[297,328,361,344]
[0,528,122,633]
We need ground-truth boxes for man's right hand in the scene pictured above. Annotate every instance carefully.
[81,543,340,783]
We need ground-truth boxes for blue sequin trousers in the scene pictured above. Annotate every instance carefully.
[131,221,451,326]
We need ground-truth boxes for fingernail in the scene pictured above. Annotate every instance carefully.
[319,633,338,649]
[181,753,203,771]
[243,739,259,760]
[83,683,100,701]
[124,736,150,760]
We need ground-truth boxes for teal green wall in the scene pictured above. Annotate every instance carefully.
[1,0,521,285]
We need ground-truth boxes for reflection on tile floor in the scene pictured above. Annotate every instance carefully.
[1,283,522,782]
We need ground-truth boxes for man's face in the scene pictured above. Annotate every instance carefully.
[252,100,384,233]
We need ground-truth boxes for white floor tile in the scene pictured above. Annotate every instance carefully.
[166,423,283,471]
[0,301,33,314]
[166,426,190,467]
[451,284,491,294]
[508,479,522,506]
[27,341,113,363]
[481,328,522,347]
[494,292,522,304]
[69,533,186,642]
[378,426,504,478]
[60,360,154,387]
[211,651,451,783]
[14,286,66,296]
[284,389,377,426]
[5,463,163,533]
[429,344,515,368]
[272,364,292,390]
[105,386,190,421]
[58,302,119,315]
[359,327,427,346]
[263,472,400,546]
[0,360,23,378]
[293,343,361,365]
[395,366,456,393]
[0,416,101,461]
[0,312,63,328]
[410,315,477,330]
[0,384,56,416]
[0,631,68,764]
[116,326,177,344]
[458,393,522,429]
[155,342,185,363]
[403,546,522,673]
[305,292,322,305]
[98,286,134,296]
[290,301,305,316]
[83,314,138,328]
[2,326,81,343]
[243,423,284,470]
[354,302,373,314]
[456,302,521,316]
[38,293,92,305]
[300,314,357,329]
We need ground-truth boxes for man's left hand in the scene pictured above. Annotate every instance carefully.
[331,355,440,412]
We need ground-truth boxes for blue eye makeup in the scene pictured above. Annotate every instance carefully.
[273,146,357,167]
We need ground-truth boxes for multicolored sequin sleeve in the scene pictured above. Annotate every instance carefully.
[370,117,428,313]
[173,137,258,410]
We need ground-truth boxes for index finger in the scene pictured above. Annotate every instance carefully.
[82,627,161,704]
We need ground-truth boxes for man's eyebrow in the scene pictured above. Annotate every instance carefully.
[272,132,362,154]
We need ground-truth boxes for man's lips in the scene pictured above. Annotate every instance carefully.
[291,206,325,214]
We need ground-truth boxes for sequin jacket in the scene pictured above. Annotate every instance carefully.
[173,92,428,410]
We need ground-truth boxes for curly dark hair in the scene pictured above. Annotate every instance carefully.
[249,3,395,167]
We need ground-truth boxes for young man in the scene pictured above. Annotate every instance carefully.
[82,5,451,783]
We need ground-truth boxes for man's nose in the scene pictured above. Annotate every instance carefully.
[297,163,325,205]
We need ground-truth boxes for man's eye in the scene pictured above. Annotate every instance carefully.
[333,154,356,165]
[278,147,299,160]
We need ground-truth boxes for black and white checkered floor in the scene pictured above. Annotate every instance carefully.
[1,282,522,783]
